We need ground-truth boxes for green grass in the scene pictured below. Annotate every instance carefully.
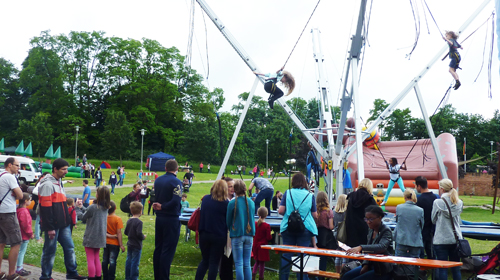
[7,171,500,279]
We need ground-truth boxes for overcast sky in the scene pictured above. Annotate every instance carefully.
[1,0,498,126]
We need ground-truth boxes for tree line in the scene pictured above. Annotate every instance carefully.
[0,30,498,170]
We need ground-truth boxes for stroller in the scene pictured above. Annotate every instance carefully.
[182,179,191,193]
[465,242,500,279]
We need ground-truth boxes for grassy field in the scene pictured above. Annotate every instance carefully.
[8,170,500,279]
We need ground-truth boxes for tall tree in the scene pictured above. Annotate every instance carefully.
[101,110,135,165]
[0,58,22,142]
[17,112,54,161]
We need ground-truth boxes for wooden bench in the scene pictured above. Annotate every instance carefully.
[305,270,340,279]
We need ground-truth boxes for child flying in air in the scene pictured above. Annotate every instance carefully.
[443,30,463,90]
[253,67,295,109]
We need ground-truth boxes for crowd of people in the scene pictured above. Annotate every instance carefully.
[0,157,465,280]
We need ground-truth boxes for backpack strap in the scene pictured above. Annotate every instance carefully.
[288,189,311,219]
[442,198,460,243]
[0,172,13,205]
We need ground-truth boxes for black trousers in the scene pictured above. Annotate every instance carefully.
[195,232,226,280]
[264,81,284,101]
[154,216,180,280]
[219,252,233,280]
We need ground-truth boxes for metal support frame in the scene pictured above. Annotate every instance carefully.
[195,0,334,180]
[414,84,448,179]
[311,28,335,198]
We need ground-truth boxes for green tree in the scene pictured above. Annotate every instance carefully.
[101,110,135,165]
[0,58,22,142]
[17,112,54,161]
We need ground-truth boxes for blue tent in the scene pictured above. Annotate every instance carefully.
[147,152,175,171]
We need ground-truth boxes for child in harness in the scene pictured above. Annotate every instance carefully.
[380,157,407,206]
[443,30,463,90]
[253,67,295,109]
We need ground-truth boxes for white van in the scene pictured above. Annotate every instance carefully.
[0,155,42,185]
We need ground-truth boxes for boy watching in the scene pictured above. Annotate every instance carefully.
[181,194,190,239]
[124,201,146,280]
[103,201,125,280]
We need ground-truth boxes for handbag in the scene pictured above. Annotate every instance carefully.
[340,260,361,277]
[442,199,471,258]
[336,212,347,243]
[187,207,201,244]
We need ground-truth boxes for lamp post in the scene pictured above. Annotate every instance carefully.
[140,129,146,171]
[491,141,494,162]
[266,139,269,174]
[74,126,79,166]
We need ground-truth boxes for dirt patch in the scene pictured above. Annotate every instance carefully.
[459,174,497,196]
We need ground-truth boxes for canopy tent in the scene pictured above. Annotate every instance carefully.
[147,152,175,171]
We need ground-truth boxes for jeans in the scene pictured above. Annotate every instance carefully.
[35,214,41,240]
[96,179,102,187]
[231,236,253,280]
[342,266,392,280]
[254,188,273,215]
[395,244,421,258]
[110,183,116,194]
[102,244,120,280]
[17,240,29,269]
[125,247,141,280]
[383,177,405,202]
[154,216,180,280]
[433,244,461,280]
[119,175,124,186]
[40,225,79,280]
[141,198,146,209]
[195,231,227,280]
[420,238,434,259]
[280,230,313,280]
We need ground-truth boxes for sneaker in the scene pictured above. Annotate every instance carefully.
[15,270,30,277]
[6,273,27,280]
[380,201,386,206]
[268,99,274,109]
[0,272,6,279]
[454,80,461,90]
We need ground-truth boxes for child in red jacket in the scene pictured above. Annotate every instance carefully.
[16,193,33,276]
[67,198,77,233]
[252,207,272,280]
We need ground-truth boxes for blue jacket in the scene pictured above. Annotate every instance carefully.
[395,201,424,247]
[154,172,182,217]
[280,188,317,236]
[227,196,255,238]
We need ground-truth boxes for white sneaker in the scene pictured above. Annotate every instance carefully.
[380,201,386,206]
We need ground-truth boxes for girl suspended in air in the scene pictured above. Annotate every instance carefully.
[380,157,407,206]
[253,67,295,109]
[443,31,463,90]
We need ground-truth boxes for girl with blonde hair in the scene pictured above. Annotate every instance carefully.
[253,68,295,109]
[443,30,463,90]
[333,194,348,272]
[432,179,463,280]
[395,188,424,257]
[226,180,255,280]
[345,178,377,248]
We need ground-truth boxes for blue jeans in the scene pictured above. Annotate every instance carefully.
[17,240,29,268]
[342,266,392,280]
[395,244,421,258]
[231,236,253,280]
[384,177,405,202]
[102,244,120,280]
[40,225,79,280]
[433,244,461,280]
[254,188,273,215]
[110,183,116,194]
[125,247,141,280]
[118,175,124,186]
[96,179,102,187]
[280,230,313,280]
[35,214,41,241]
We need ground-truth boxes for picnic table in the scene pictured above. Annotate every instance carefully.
[262,244,463,280]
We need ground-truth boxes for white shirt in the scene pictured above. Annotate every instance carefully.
[388,164,401,181]
[0,172,20,213]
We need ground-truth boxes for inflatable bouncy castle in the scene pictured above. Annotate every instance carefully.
[345,133,458,213]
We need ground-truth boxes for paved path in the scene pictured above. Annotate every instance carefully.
[1,259,67,280]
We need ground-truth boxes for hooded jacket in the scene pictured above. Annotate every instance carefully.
[39,174,72,231]
[345,188,377,247]
[431,193,463,245]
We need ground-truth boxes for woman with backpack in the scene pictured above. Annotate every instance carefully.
[278,173,317,280]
